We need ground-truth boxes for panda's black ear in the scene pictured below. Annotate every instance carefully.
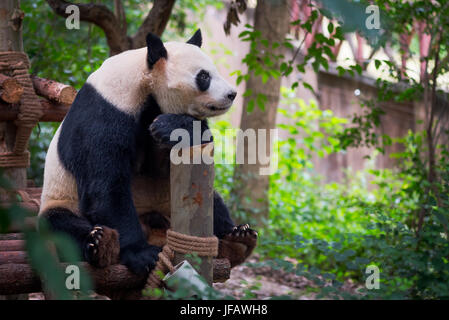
[146,33,167,69]
[187,29,202,48]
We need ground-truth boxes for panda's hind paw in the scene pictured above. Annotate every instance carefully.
[120,243,161,276]
[227,224,258,245]
[218,224,258,267]
[85,226,120,268]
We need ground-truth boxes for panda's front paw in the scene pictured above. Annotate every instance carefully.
[149,114,211,147]
[150,114,181,147]
[218,224,258,267]
[120,242,161,275]
[84,226,120,268]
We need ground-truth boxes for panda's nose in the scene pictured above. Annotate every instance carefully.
[227,91,237,101]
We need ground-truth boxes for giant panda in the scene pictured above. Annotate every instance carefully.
[38,30,257,276]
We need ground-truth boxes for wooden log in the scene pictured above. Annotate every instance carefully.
[0,1,29,300]
[0,240,24,251]
[0,99,70,122]
[31,75,77,105]
[0,246,228,282]
[0,73,23,103]
[20,187,42,200]
[5,216,37,233]
[0,258,228,295]
[0,264,40,295]
[39,99,70,122]
[170,142,215,284]
[0,233,23,240]
[212,258,231,283]
[0,263,146,296]
[0,251,28,264]
[1,201,39,213]
[0,0,26,193]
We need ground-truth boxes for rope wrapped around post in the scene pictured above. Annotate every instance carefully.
[0,52,43,168]
[145,229,218,290]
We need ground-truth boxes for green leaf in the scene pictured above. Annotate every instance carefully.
[374,59,381,70]
[327,22,334,34]
[303,81,315,94]
[247,99,255,112]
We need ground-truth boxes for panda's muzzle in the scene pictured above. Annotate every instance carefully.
[208,105,228,111]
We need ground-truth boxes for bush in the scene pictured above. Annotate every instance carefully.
[212,92,449,299]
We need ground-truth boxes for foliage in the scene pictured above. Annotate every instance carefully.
[0,170,93,299]
[22,0,222,186]
[232,0,386,112]
[258,129,449,299]
[23,0,108,88]
[213,88,449,299]
[27,123,60,186]
[228,0,449,300]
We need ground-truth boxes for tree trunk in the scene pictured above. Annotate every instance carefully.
[46,0,176,56]
[0,0,26,191]
[232,0,290,227]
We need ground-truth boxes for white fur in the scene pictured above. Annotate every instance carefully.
[39,124,79,216]
[40,125,170,217]
[87,42,236,118]
[86,48,150,115]
[40,40,235,215]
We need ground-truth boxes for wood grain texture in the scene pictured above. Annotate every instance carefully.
[31,75,77,105]
[170,143,215,284]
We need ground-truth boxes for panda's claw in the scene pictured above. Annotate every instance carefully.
[84,226,120,268]
[219,223,258,267]
[227,224,258,241]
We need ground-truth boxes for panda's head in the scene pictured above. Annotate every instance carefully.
[147,30,236,119]
[87,29,236,119]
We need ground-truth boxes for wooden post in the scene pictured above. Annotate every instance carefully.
[170,142,215,284]
[0,0,26,300]
[0,0,26,190]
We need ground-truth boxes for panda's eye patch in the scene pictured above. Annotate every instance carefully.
[196,70,211,91]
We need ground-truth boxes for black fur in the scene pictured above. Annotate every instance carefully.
[42,207,93,254]
[149,113,234,238]
[149,113,212,148]
[140,211,170,230]
[196,70,211,92]
[146,33,167,69]
[213,191,235,238]
[58,83,160,275]
[136,95,170,178]
[187,29,202,48]
[51,83,235,273]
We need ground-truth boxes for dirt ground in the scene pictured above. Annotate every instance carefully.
[25,256,359,300]
[213,257,315,299]
[213,256,361,300]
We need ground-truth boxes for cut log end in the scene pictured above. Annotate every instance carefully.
[58,86,77,105]
[31,75,77,105]
[0,74,24,103]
